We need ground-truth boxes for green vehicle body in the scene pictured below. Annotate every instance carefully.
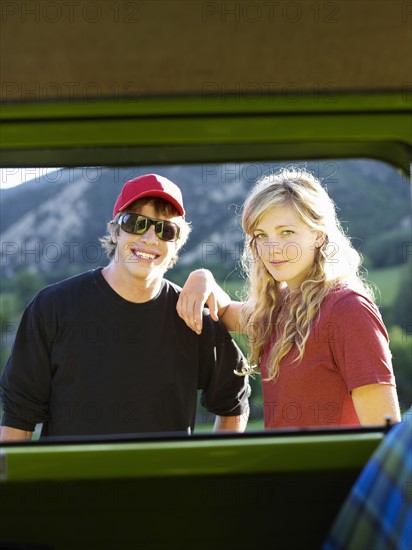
[1,2,410,547]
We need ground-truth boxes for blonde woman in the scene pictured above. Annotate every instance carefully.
[177,168,401,428]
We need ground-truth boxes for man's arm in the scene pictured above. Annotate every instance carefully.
[0,425,32,441]
[213,414,248,433]
[198,310,251,434]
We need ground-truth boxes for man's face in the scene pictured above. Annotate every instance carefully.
[113,203,181,284]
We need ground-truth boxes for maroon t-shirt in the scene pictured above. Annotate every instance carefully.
[260,287,396,428]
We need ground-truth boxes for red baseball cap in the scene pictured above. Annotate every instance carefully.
[113,174,185,218]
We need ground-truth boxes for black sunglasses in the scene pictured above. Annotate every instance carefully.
[118,213,181,242]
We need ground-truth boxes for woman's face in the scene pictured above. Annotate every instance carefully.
[252,203,323,290]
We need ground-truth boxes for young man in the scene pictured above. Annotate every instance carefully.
[0,174,250,441]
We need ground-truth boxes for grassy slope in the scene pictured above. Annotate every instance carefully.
[365,266,401,308]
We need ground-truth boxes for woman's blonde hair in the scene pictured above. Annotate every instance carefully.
[240,167,374,381]
[100,197,191,269]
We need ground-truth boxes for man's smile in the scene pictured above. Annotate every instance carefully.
[130,246,160,262]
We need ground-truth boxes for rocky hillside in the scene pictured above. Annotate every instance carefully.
[1,160,410,281]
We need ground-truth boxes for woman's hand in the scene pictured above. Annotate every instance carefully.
[177,269,229,334]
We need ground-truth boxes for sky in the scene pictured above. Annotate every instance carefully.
[0,168,61,189]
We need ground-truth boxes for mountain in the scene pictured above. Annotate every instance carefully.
[0,160,410,283]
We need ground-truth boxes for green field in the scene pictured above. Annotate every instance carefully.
[365,265,402,307]
[217,264,403,309]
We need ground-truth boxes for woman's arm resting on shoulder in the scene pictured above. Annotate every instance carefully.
[351,384,401,425]
[213,414,248,433]
[177,269,243,333]
[0,425,33,441]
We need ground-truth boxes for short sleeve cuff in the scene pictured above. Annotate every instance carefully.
[347,375,396,393]
[1,413,36,432]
